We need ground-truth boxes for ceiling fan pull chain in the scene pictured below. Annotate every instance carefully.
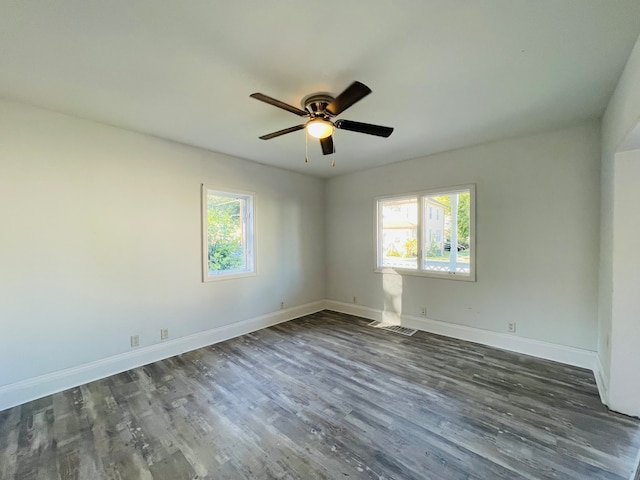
[304,130,309,163]
[331,138,336,167]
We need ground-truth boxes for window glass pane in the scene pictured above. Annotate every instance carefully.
[380,197,418,269]
[423,190,471,275]
[207,192,248,275]
[376,186,474,279]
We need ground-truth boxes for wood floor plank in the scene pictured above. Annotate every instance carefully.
[1,310,639,479]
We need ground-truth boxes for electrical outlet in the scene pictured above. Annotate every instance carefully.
[161,328,169,340]
[353,296,357,304]
[130,335,139,347]
[280,301,284,310]
[421,307,427,317]
[508,322,516,333]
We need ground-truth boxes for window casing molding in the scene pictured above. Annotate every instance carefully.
[375,184,476,281]
[202,185,256,282]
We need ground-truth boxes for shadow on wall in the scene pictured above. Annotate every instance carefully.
[382,270,403,325]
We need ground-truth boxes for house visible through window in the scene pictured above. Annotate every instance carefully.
[202,187,255,281]
[376,185,475,280]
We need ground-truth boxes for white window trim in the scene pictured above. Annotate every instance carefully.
[374,184,476,282]
[202,185,257,282]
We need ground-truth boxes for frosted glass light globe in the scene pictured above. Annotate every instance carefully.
[306,119,334,139]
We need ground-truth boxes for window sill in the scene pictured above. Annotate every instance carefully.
[203,271,257,282]
[374,267,475,282]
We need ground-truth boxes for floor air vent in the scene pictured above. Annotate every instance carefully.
[368,321,417,336]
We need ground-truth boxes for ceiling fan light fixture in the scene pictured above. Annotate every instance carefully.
[306,118,334,139]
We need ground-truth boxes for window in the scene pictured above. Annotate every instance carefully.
[202,186,255,281]
[376,185,475,280]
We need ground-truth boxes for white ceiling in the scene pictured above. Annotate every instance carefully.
[1,1,639,178]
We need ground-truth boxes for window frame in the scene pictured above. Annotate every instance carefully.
[375,184,476,281]
[202,185,256,282]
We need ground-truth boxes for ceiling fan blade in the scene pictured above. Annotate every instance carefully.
[335,119,394,138]
[250,93,308,116]
[326,81,372,116]
[259,124,305,140]
[320,135,335,155]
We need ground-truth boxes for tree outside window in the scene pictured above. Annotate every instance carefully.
[202,187,255,281]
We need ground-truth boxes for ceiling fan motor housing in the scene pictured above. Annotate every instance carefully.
[302,93,335,118]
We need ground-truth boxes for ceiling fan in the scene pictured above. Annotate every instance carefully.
[250,81,394,157]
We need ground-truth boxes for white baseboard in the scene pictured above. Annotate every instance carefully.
[324,300,599,371]
[593,354,610,405]
[0,301,325,412]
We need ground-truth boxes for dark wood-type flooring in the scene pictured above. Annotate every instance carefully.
[1,311,640,479]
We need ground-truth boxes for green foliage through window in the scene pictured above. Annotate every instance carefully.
[204,189,254,278]
[404,238,417,257]
[433,192,471,246]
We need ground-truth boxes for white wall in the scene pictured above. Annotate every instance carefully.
[600,32,640,405]
[326,122,601,350]
[610,149,640,415]
[0,99,325,388]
